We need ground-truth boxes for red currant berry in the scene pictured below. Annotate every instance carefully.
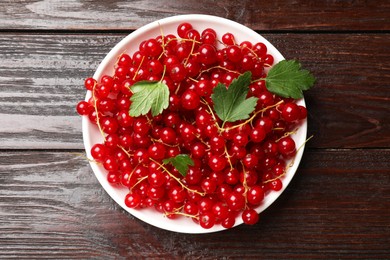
[221,213,236,229]
[90,143,107,162]
[247,185,265,206]
[125,193,141,208]
[198,44,217,65]
[242,208,259,225]
[76,101,92,115]
[84,77,96,91]
[253,42,267,58]
[208,155,227,172]
[281,102,301,122]
[226,45,242,63]
[169,63,187,82]
[226,191,245,211]
[199,211,216,229]
[222,33,235,45]
[148,143,166,160]
[277,136,296,156]
[177,22,193,38]
[269,178,283,191]
[181,90,200,110]
[116,110,133,127]
[159,127,177,144]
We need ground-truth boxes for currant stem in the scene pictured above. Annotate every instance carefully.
[200,97,222,131]
[275,128,298,143]
[240,161,250,205]
[221,100,284,132]
[132,55,145,81]
[165,211,199,220]
[70,152,97,163]
[118,145,132,158]
[194,133,210,147]
[159,65,167,82]
[130,175,148,191]
[198,65,241,78]
[149,158,206,197]
[184,37,197,66]
[151,137,180,147]
[224,145,234,170]
[263,135,314,184]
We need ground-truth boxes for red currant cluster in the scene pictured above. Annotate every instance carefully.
[76,22,307,229]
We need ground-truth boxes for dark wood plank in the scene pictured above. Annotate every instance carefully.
[0,33,388,149]
[0,0,389,31]
[0,149,389,258]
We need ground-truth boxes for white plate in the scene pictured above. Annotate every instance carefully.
[82,14,307,234]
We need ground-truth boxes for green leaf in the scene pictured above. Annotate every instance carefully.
[162,154,194,177]
[211,71,258,123]
[129,80,169,117]
[265,60,316,99]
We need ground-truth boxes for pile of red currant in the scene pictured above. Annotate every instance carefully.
[76,22,307,229]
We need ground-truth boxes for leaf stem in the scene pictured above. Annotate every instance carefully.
[200,97,222,131]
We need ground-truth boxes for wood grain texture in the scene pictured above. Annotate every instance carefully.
[0,0,389,31]
[0,33,388,149]
[0,149,389,259]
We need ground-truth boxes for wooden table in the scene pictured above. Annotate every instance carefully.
[1,1,389,259]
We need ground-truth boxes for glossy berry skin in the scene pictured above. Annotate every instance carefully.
[116,110,133,127]
[226,45,242,63]
[221,214,236,229]
[212,202,229,220]
[181,90,200,110]
[169,63,187,82]
[281,103,301,122]
[277,136,296,156]
[84,77,97,91]
[198,44,217,65]
[148,143,166,160]
[247,185,265,206]
[208,155,227,172]
[226,191,245,211]
[199,211,216,229]
[242,154,259,169]
[269,178,283,191]
[144,38,163,57]
[125,193,141,208]
[159,127,177,144]
[133,117,150,135]
[222,33,235,45]
[148,169,165,187]
[90,143,107,162]
[76,101,92,115]
[242,208,259,225]
[177,22,193,38]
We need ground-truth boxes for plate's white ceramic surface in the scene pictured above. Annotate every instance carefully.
[82,14,307,234]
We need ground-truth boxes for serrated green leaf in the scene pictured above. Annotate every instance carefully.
[162,154,194,177]
[211,71,258,123]
[129,80,169,117]
[265,60,316,99]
